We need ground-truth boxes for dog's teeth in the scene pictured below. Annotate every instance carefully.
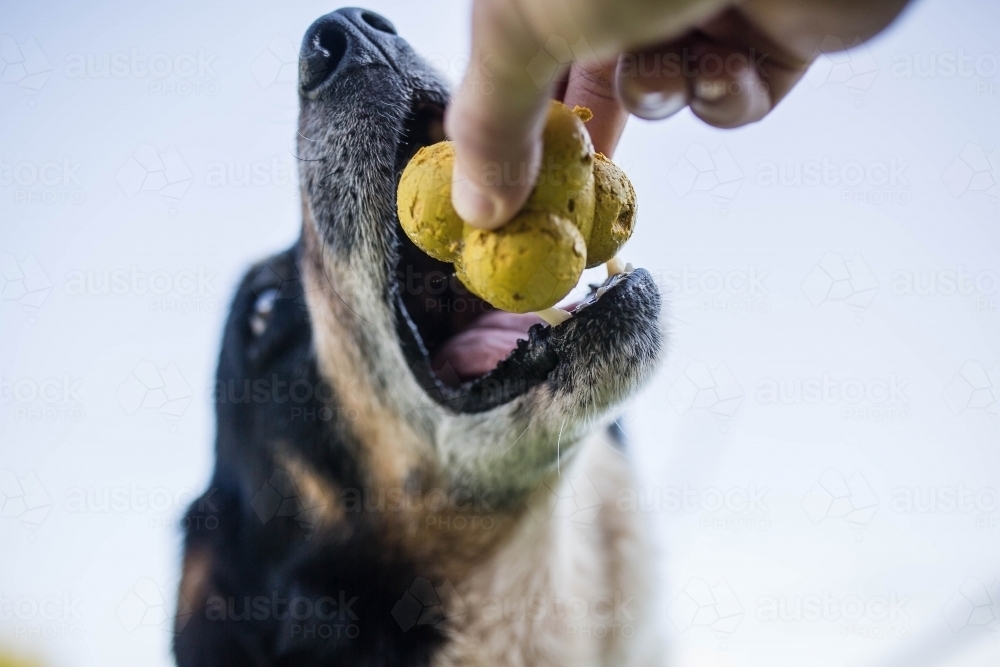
[624,262,635,273]
[595,286,610,300]
[606,256,626,276]
[535,307,572,326]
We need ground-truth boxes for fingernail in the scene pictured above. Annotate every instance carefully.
[695,78,727,103]
[624,87,687,121]
[453,180,502,229]
[615,74,688,121]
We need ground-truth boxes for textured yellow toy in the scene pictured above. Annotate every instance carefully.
[397,101,636,313]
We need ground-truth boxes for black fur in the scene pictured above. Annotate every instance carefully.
[175,247,445,665]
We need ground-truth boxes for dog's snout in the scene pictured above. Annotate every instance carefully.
[299,8,400,94]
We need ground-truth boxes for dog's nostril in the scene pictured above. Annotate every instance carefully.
[360,11,396,35]
[301,24,349,92]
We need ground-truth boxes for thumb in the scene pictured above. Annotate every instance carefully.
[445,0,562,230]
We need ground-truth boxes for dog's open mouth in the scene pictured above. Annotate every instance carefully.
[389,97,654,413]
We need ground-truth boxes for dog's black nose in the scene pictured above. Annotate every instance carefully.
[299,8,399,94]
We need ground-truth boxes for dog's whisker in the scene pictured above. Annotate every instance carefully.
[318,263,374,326]
[297,129,323,143]
[556,419,566,475]
[287,146,326,162]
[500,422,532,458]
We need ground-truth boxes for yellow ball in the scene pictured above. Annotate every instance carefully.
[396,142,464,262]
[395,100,637,313]
[585,153,637,267]
[456,212,586,313]
[523,103,596,240]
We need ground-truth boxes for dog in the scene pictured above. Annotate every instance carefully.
[173,7,664,665]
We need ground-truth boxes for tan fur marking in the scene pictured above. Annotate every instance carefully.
[276,446,349,535]
[175,546,213,635]
[301,217,520,574]
[179,547,213,608]
[301,215,429,489]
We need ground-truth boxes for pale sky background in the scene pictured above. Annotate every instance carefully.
[1,0,998,665]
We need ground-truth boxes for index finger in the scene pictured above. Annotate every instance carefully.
[444,0,560,229]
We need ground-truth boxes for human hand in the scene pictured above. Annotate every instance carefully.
[445,0,911,229]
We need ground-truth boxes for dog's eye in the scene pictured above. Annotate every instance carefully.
[250,288,279,336]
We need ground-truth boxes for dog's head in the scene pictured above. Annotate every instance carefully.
[294,8,662,505]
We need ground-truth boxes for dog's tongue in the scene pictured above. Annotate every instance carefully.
[431,311,545,385]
